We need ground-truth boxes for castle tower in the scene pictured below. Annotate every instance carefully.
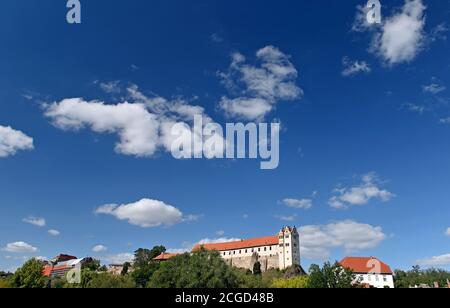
[278,226,300,270]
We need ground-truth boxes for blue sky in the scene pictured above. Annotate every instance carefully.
[1,0,450,272]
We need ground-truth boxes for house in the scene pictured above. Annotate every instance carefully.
[192,226,302,272]
[153,253,180,262]
[340,257,395,288]
[43,254,93,279]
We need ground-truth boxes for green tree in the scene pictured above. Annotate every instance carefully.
[12,259,47,288]
[308,262,356,288]
[394,266,450,288]
[83,258,101,272]
[121,262,131,276]
[253,262,262,276]
[85,273,136,288]
[131,246,166,287]
[147,249,239,288]
[271,276,310,288]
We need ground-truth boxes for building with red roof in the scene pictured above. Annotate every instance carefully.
[340,257,395,288]
[192,227,301,272]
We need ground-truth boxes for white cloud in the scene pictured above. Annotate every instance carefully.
[422,83,446,94]
[216,230,225,236]
[417,254,450,266]
[329,172,395,209]
[95,198,185,228]
[354,0,427,65]
[342,57,371,77]
[403,103,428,115]
[300,220,387,260]
[0,125,34,158]
[48,229,60,237]
[2,242,38,253]
[276,214,298,222]
[92,245,108,253]
[100,81,121,93]
[198,238,242,245]
[44,99,160,157]
[371,0,426,65]
[22,216,46,227]
[44,85,225,160]
[282,198,313,210]
[102,253,134,265]
[218,46,302,121]
[446,228,450,237]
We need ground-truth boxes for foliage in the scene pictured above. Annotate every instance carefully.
[253,262,262,276]
[0,278,12,288]
[147,249,239,288]
[83,258,101,272]
[394,266,450,288]
[271,276,310,288]
[131,246,166,287]
[308,262,356,289]
[12,259,47,289]
[85,273,136,288]
[121,262,131,276]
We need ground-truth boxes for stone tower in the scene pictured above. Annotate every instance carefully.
[278,226,300,270]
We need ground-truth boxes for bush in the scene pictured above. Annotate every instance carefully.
[148,249,240,288]
[12,259,47,289]
[271,276,310,288]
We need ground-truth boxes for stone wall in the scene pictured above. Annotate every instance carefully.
[224,253,280,272]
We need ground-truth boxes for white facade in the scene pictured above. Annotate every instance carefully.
[278,226,301,270]
[212,227,301,271]
[356,273,395,289]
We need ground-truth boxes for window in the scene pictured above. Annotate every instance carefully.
[383,276,387,282]
[245,249,247,253]
[286,243,290,247]
[376,275,380,282]
[264,247,267,251]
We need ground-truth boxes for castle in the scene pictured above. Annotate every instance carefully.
[192,226,301,272]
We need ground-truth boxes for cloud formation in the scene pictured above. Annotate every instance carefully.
[329,172,395,209]
[354,0,428,66]
[92,245,108,253]
[95,198,185,228]
[23,216,46,227]
[281,198,313,210]
[2,242,38,253]
[218,46,302,121]
[0,125,34,158]
[417,253,450,266]
[300,220,387,260]
[342,57,371,77]
[48,229,60,237]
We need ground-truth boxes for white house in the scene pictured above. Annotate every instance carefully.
[340,257,395,288]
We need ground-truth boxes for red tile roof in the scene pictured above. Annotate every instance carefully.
[193,236,279,252]
[153,253,180,261]
[340,257,393,274]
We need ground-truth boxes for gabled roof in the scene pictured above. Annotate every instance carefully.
[193,236,279,252]
[153,253,180,261]
[340,257,393,274]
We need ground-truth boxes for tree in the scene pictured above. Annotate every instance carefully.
[253,262,262,275]
[121,262,131,276]
[12,259,47,288]
[394,266,450,288]
[134,246,166,268]
[147,249,239,288]
[131,246,166,287]
[85,273,136,288]
[308,262,356,288]
[83,258,101,272]
[271,276,310,288]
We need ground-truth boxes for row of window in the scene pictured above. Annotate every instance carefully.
[358,274,389,283]
[222,246,277,256]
